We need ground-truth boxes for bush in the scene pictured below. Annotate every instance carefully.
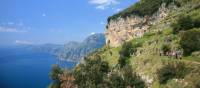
[49,64,63,80]
[122,65,146,88]
[194,80,200,88]
[161,44,171,55]
[119,41,142,68]
[118,42,133,68]
[180,29,200,55]
[109,73,125,88]
[109,65,146,88]
[48,81,61,88]
[73,56,109,88]
[172,10,200,34]
[119,42,134,58]
[157,62,189,84]
[118,41,141,68]
[172,15,195,34]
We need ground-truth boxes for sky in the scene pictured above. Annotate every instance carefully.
[0,0,137,45]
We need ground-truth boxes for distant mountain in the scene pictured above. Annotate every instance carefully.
[0,33,105,62]
[58,33,105,62]
[0,44,63,56]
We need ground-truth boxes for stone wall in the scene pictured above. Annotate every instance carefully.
[105,4,169,47]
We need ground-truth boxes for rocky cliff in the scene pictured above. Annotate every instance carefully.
[105,3,171,47]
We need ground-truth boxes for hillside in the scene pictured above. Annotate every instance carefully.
[58,33,105,62]
[49,0,200,88]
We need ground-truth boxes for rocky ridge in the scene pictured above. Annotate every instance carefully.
[105,3,173,47]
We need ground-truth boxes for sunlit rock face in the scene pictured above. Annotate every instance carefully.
[105,4,169,47]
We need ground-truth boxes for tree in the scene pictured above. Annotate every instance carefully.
[118,42,134,68]
[172,15,194,34]
[49,64,63,80]
[157,62,189,84]
[161,44,171,55]
[109,65,146,88]
[49,65,63,88]
[73,55,109,88]
[180,28,200,55]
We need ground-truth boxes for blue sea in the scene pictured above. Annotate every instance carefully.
[0,46,76,88]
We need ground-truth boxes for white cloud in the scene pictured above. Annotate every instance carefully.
[90,32,96,35]
[15,40,33,45]
[89,0,119,10]
[42,13,46,17]
[0,27,27,33]
[0,21,30,33]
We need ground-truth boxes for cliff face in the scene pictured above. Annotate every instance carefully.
[105,4,169,47]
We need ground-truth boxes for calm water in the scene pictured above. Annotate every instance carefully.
[0,48,76,88]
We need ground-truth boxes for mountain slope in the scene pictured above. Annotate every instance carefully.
[49,0,200,88]
[58,33,105,62]
[89,0,200,87]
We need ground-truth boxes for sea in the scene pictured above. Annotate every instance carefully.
[0,46,77,88]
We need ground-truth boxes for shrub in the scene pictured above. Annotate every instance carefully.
[180,29,200,55]
[119,41,142,68]
[161,44,171,55]
[171,10,200,34]
[118,42,133,68]
[73,56,109,88]
[172,15,195,34]
[194,80,200,88]
[49,64,63,80]
[119,42,134,58]
[157,62,189,84]
[109,73,125,88]
[48,81,61,88]
[122,65,146,88]
[109,65,146,88]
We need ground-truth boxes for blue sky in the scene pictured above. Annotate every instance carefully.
[0,0,137,45]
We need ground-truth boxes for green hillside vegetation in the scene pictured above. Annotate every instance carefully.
[108,0,199,22]
[49,0,200,88]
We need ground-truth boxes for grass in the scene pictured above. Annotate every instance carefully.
[183,56,200,63]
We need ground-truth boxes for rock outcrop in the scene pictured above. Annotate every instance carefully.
[105,4,169,47]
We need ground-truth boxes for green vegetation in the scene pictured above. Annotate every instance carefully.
[73,55,109,88]
[108,0,175,22]
[157,61,189,84]
[171,15,200,34]
[172,15,194,34]
[49,65,63,88]
[119,42,133,68]
[49,65,63,80]
[49,0,200,88]
[161,44,171,55]
[109,65,146,88]
[180,28,200,55]
[72,55,146,88]
[48,81,60,88]
[119,41,143,68]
